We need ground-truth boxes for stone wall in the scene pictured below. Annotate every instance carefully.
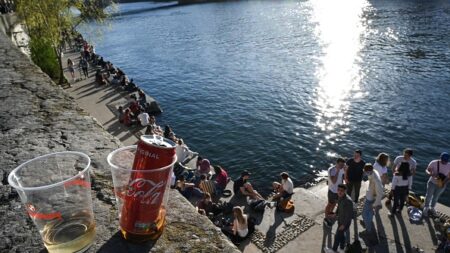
[0,28,239,252]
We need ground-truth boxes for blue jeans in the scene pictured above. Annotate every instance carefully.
[332,225,349,251]
[424,178,446,208]
[362,199,375,232]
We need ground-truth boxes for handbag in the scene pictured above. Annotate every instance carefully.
[435,161,446,188]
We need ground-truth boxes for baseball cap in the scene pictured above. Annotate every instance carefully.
[441,152,449,163]
[241,170,251,177]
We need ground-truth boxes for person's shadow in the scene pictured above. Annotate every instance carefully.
[374,210,389,252]
[389,215,405,253]
[424,216,438,246]
[264,210,284,248]
[397,214,412,252]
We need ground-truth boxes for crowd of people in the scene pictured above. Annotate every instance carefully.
[323,148,450,253]
[62,33,450,251]
[66,33,141,93]
[171,149,296,245]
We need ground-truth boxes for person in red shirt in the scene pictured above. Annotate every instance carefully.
[214,165,228,196]
[123,109,134,126]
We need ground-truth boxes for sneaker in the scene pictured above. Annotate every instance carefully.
[323,247,337,253]
[429,207,437,216]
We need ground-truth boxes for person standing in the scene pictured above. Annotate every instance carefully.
[360,163,384,241]
[344,150,365,202]
[392,148,417,181]
[67,58,75,81]
[423,152,450,217]
[324,157,346,226]
[389,162,412,216]
[373,153,390,187]
[79,57,89,79]
[324,184,354,253]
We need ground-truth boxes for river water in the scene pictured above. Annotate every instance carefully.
[85,0,450,204]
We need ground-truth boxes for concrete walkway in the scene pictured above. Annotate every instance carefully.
[62,48,154,146]
[61,49,449,253]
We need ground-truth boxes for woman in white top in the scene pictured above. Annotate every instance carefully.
[232,206,248,238]
[221,206,249,244]
[390,162,412,215]
[373,153,390,187]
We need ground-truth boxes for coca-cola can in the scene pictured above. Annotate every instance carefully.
[108,135,177,242]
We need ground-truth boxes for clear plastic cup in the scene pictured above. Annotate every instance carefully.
[8,151,95,253]
[107,146,176,242]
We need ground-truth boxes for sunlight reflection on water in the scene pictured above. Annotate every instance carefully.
[311,0,370,155]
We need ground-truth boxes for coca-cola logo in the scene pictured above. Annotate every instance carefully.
[138,150,159,160]
[126,178,165,205]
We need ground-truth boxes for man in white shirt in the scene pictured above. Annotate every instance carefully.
[272,172,294,201]
[423,152,450,216]
[324,158,345,226]
[137,111,150,126]
[392,148,417,177]
[360,163,384,243]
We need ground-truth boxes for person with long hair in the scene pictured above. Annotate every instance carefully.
[67,58,75,81]
[374,153,390,187]
[222,206,248,244]
[389,162,412,216]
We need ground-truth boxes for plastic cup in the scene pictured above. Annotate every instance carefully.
[8,151,95,253]
[107,146,175,242]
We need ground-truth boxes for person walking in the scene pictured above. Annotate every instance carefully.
[423,152,450,217]
[67,58,75,81]
[324,184,354,253]
[324,157,346,227]
[344,150,365,202]
[389,162,412,216]
[79,57,89,79]
[360,163,384,243]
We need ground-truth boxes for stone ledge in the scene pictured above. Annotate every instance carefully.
[0,30,239,253]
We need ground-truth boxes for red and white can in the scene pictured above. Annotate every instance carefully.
[119,135,176,241]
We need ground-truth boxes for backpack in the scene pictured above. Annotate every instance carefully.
[277,199,295,213]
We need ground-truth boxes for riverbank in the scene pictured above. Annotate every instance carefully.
[61,41,450,252]
[0,28,239,253]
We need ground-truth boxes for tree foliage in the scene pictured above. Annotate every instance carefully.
[15,0,112,84]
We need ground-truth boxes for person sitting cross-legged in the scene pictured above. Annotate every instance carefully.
[272,172,294,202]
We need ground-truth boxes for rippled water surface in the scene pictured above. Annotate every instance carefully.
[85,0,450,203]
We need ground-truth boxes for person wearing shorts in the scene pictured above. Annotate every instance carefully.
[324,157,345,226]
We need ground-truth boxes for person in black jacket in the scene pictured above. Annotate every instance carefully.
[324,184,354,253]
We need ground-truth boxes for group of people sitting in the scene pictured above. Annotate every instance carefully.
[323,148,450,253]
[117,91,156,128]
[172,152,296,245]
